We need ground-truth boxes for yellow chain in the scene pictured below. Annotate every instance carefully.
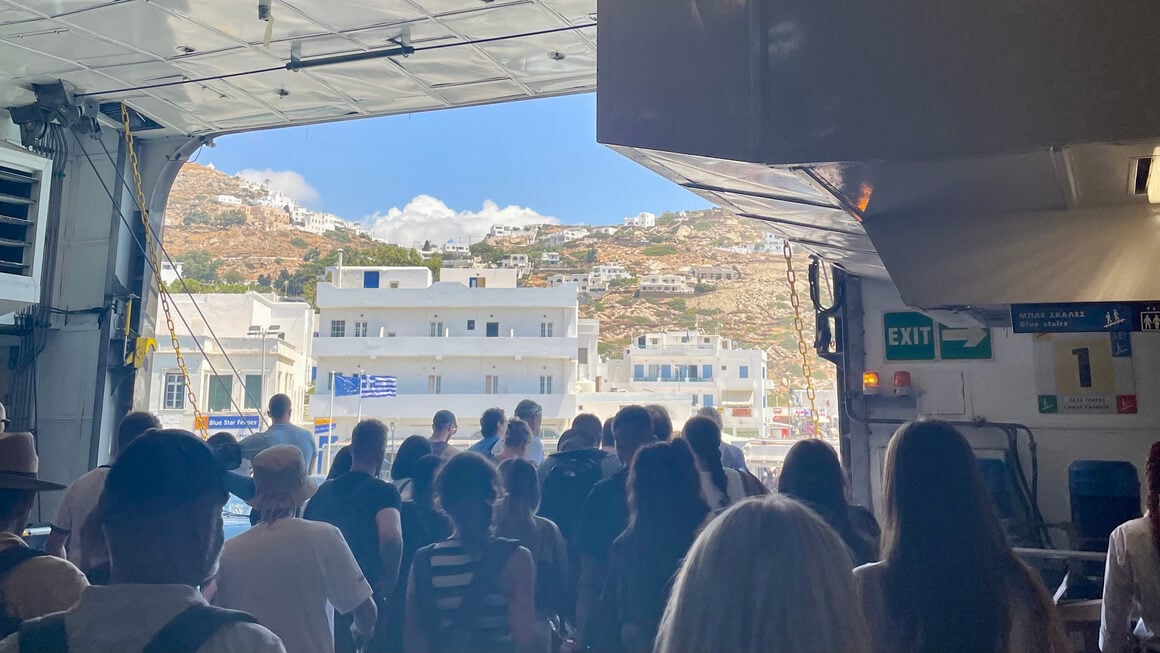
[121,104,207,437]
[783,240,820,437]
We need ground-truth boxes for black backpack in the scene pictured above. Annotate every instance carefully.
[538,450,606,542]
[19,604,259,653]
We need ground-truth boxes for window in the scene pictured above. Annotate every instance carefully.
[467,320,476,331]
[429,322,444,337]
[661,365,672,380]
[578,348,589,364]
[633,364,645,380]
[208,375,232,411]
[428,375,442,395]
[486,322,499,338]
[387,331,396,338]
[363,271,379,288]
[329,320,346,338]
[469,277,486,288]
[692,394,698,406]
[244,374,262,409]
[540,375,553,394]
[540,322,554,338]
[389,280,399,289]
[353,321,368,337]
[702,364,714,379]
[647,364,660,379]
[485,375,499,394]
[703,394,714,408]
[739,365,750,379]
[637,336,646,348]
[163,372,185,409]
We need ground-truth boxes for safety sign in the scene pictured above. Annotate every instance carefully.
[884,312,992,361]
[1033,332,1137,415]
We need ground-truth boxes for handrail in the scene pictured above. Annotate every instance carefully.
[1013,547,1106,563]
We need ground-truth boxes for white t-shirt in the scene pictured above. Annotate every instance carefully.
[51,467,110,570]
[699,468,746,510]
[212,518,373,653]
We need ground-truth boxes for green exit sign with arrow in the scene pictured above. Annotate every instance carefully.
[884,312,993,361]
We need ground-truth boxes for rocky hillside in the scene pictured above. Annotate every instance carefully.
[163,163,834,388]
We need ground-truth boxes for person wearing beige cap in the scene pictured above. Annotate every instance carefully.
[212,445,378,653]
[0,432,88,639]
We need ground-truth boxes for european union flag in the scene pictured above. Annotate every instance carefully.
[333,374,360,397]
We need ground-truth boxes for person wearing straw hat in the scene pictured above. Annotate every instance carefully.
[0,432,88,638]
[212,445,378,653]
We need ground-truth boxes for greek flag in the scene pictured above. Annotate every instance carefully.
[361,374,398,398]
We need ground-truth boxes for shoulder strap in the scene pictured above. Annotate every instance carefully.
[445,539,520,634]
[18,613,68,653]
[0,545,48,578]
[142,605,258,653]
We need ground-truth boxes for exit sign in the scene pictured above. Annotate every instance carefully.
[884,312,994,361]
[884,312,936,360]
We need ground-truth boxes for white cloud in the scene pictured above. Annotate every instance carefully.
[363,195,558,247]
[235,168,320,206]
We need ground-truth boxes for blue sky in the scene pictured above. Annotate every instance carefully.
[199,93,711,230]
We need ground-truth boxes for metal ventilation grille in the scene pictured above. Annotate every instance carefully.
[98,103,164,132]
[0,165,37,277]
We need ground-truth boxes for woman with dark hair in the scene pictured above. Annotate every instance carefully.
[497,420,532,464]
[387,455,451,653]
[405,452,539,653]
[644,405,673,441]
[391,435,432,500]
[1101,441,1160,653]
[327,445,354,480]
[855,419,1067,653]
[495,459,568,648]
[684,416,745,512]
[593,440,711,653]
[778,438,880,566]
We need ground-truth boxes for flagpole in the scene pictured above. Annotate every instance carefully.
[357,373,364,422]
[328,371,336,443]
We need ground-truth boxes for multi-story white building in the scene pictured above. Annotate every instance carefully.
[604,331,769,436]
[639,273,693,295]
[544,228,589,247]
[548,273,590,292]
[291,208,340,234]
[691,265,740,282]
[159,261,184,286]
[501,254,530,270]
[441,241,472,256]
[148,292,314,436]
[590,263,630,281]
[311,266,587,436]
[541,252,562,267]
[489,224,537,238]
[594,226,619,236]
[623,212,657,228]
[214,195,242,205]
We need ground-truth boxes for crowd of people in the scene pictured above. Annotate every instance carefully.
[3,392,1159,653]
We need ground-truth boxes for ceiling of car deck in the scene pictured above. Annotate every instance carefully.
[0,0,597,137]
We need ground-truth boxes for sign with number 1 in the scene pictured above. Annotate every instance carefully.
[1034,333,1136,414]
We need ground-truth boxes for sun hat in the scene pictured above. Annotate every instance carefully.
[248,445,317,511]
[0,432,66,491]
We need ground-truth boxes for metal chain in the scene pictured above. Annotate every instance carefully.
[121,104,206,437]
[783,240,820,436]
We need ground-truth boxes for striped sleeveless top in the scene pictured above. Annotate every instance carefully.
[419,537,514,653]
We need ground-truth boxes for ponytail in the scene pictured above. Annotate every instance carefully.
[1147,442,1160,556]
[684,416,730,509]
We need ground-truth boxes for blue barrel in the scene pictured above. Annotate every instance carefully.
[1069,460,1140,549]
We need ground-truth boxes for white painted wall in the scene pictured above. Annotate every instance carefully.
[853,277,1160,535]
[440,268,518,289]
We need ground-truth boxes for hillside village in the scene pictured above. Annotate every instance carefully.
[163,163,834,391]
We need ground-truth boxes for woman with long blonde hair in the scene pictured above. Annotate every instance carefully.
[655,495,871,653]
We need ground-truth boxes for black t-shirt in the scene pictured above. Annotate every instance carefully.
[304,471,401,589]
[574,469,629,563]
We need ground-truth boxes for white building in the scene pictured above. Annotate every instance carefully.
[590,263,630,281]
[594,226,619,236]
[639,273,693,294]
[501,254,530,270]
[441,241,472,257]
[214,195,242,205]
[291,208,340,234]
[159,261,183,286]
[541,252,562,267]
[489,224,536,238]
[603,331,769,436]
[623,212,657,228]
[549,273,591,292]
[148,293,315,436]
[441,268,518,289]
[691,265,740,282]
[544,228,589,247]
[310,266,587,435]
